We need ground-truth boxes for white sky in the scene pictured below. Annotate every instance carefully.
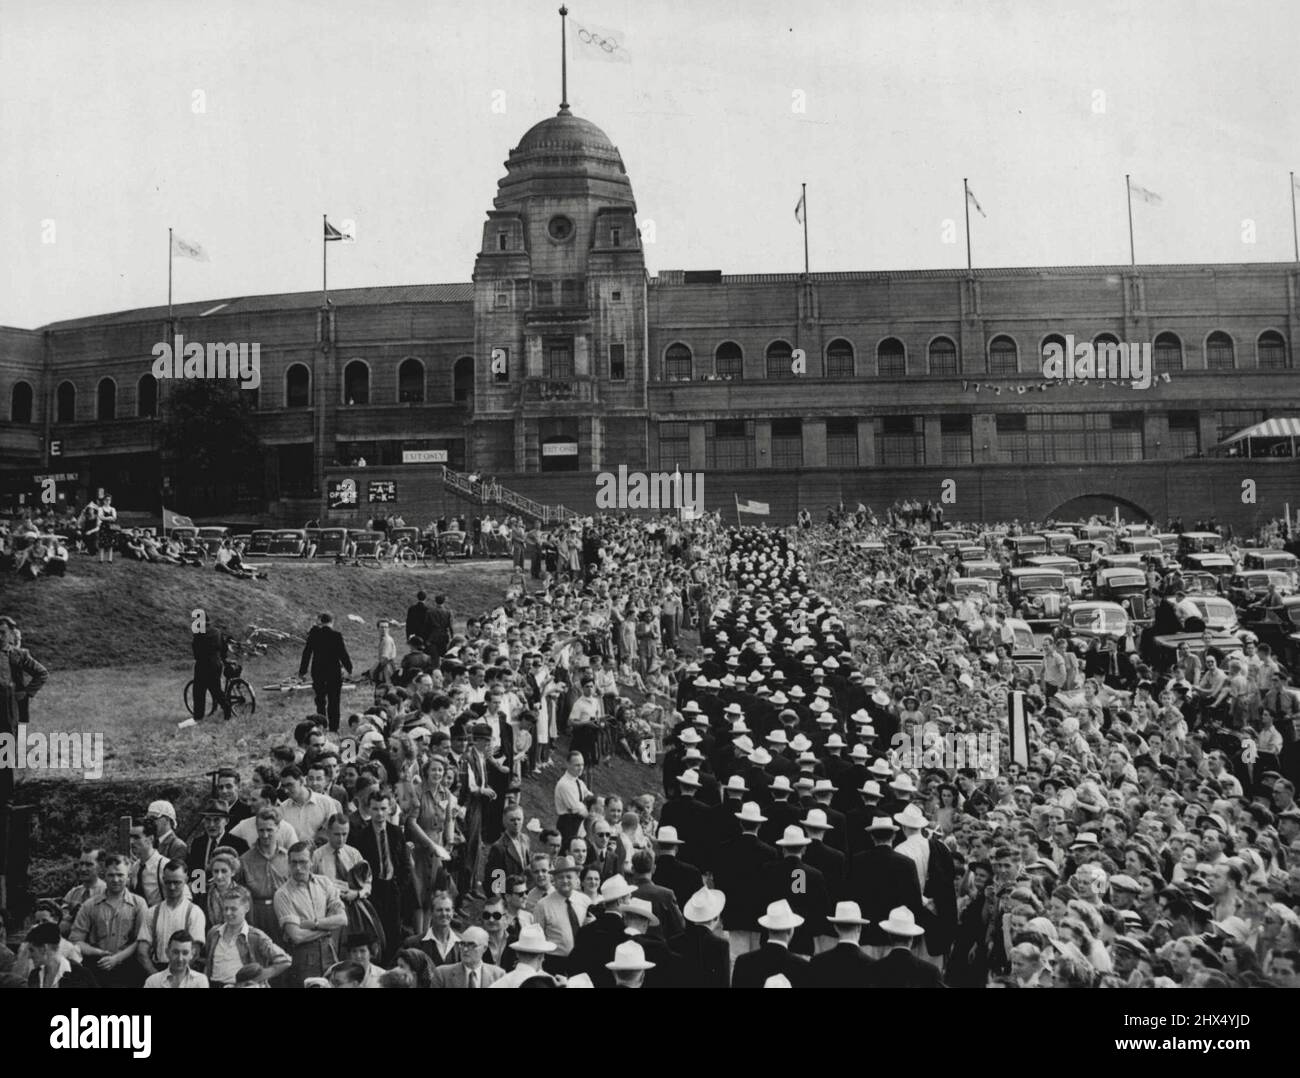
[3,0,1299,329]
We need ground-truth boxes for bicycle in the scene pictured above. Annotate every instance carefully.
[184,646,257,718]
[241,625,302,656]
[395,535,451,568]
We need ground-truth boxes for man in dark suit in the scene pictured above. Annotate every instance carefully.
[760,825,832,955]
[807,901,875,988]
[673,887,729,988]
[923,830,959,963]
[799,808,846,902]
[352,788,407,957]
[651,828,704,909]
[405,591,435,656]
[656,769,712,870]
[864,906,945,987]
[712,802,777,961]
[570,876,636,987]
[484,805,531,897]
[629,850,685,941]
[298,612,353,732]
[427,594,453,663]
[732,900,809,988]
[191,622,231,722]
[849,818,924,946]
[187,801,248,891]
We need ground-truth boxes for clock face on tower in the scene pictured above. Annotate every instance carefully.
[547,215,574,242]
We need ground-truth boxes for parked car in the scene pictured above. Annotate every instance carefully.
[1148,631,1244,673]
[1003,535,1048,564]
[1241,549,1298,574]
[964,560,1003,584]
[1185,595,1240,634]
[1182,552,1235,580]
[248,530,276,555]
[1227,570,1294,607]
[1241,595,1300,674]
[1026,555,1084,597]
[269,529,307,556]
[1007,567,1067,623]
[1178,532,1224,559]
[316,527,349,557]
[196,526,231,555]
[956,544,988,564]
[910,544,945,564]
[947,577,997,604]
[350,530,384,557]
[1068,538,1111,563]
[1176,570,1222,596]
[1060,600,1129,641]
[1039,531,1075,555]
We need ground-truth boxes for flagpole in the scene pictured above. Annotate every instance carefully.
[322,213,328,306]
[801,182,809,275]
[963,178,971,271]
[1291,171,1298,263]
[1125,174,1135,266]
[559,5,569,111]
[734,493,741,528]
[168,227,173,323]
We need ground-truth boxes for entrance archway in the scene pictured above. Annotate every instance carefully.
[1047,492,1152,524]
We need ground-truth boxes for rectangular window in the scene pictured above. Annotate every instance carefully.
[706,419,755,470]
[1216,409,1266,445]
[561,279,583,307]
[939,413,972,464]
[826,417,859,467]
[611,290,622,302]
[1167,410,1199,457]
[497,232,508,251]
[494,287,510,310]
[535,281,554,307]
[1000,413,1147,463]
[609,343,626,381]
[771,417,803,468]
[544,338,574,380]
[996,412,1028,462]
[611,228,622,247]
[658,421,690,471]
[875,415,924,466]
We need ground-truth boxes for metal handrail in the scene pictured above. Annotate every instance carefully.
[440,466,577,524]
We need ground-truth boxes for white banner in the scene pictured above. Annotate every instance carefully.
[402,449,447,464]
[542,442,579,457]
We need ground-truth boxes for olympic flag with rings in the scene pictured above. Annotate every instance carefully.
[570,18,631,64]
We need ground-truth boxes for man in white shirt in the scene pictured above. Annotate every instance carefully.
[231,791,300,848]
[554,751,591,850]
[137,861,206,975]
[143,933,209,988]
[128,819,168,907]
[278,766,335,846]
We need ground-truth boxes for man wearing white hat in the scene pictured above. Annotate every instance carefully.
[732,900,808,988]
[761,826,832,955]
[606,940,656,988]
[653,826,704,909]
[657,769,711,870]
[145,801,189,864]
[807,901,875,987]
[758,774,799,847]
[850,818,924,949]
[712,802,776,962]
[676,887,729,988]
[490,923,557,988]
[800,808,846,903]
[894,803,958,964]
[569,874,635,987]
[864,906,943,987]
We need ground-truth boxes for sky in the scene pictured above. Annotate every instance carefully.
[3,0,1299,329]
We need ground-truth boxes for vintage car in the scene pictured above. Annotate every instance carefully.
[1227,570,1295,607]
[389,526,422,551]
[1185,595,1240,634]
[1178,532,1224,558]
[1068,538,1111,563]
[1003,616,1045,679]
[910,544,945,564]
[1241,549,1298,574]
[1096,566,1149,607]
[167,526,199,543]
[1176,570,1222,596]
[1119,535,1164,560]
[931,530,966,547]
[956,544,989,564]
[1038,531,1075,555]
[1060,600,1129,641]
[1148,631,1245,673]
[195,526,231,555]
[1097,553,1147,572]
[268,529,308,556]
[316,527,350,557]
[1025,555,1084,596]
[947,577,997,604]
[1072,524,1117,542]
[1156,533,1181,556]
[1007,567,1068,623]
[1003,535,1049,564]
[1241,595,1300,673]
[1182,552,1236,579]
[247,529,276,555]
[964,560,1004,583]
[350,530,384,557]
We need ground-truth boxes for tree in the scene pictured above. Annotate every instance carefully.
[158,381,262,515]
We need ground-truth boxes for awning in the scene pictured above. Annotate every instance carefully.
[1217,416,1300,447]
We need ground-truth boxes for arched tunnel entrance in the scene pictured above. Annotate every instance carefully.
[1047,493,1154,524]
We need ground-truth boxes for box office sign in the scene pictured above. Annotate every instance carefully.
[328,478,358,509]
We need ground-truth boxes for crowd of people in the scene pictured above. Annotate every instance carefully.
[3,503,1300,988]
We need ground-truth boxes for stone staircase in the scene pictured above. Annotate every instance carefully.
[440,466,580,525]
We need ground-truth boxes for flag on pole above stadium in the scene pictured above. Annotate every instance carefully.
[170,234,208,262]
[794,190,806,224]
[734,494,770,516]
[1128,179,1162,205]
[966,186,986,218]
[324,218,352,241]
[162,507,194,530]
[570,18,630,63]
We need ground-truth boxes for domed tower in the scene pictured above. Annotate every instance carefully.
[470,97,648,475]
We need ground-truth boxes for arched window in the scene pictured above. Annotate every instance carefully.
[715,342,743,380]
[343,360,369,405]
[56,381,75,423]
[825,339,854,379]
[453,356,474,404]
[136,374,157,418]
[1153,332,1182,373]
[990,335,1020,375]
[765,340,794,380]
[928,336,958,376]
[97,377,116,420]
[1205,331,1234,370]
[664,344,693,381]
[1257,330,1287,370]
[286,363,311,408]
[10,381,33,424]
[398,358,425,403]
[877,338,905,377]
